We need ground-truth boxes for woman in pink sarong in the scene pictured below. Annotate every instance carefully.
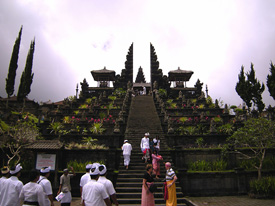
[152,150,163,179]
[141,164,155,206]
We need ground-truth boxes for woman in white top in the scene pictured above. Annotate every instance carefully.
[20,170,45,206]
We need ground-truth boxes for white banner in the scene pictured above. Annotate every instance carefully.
[36,153,56,170]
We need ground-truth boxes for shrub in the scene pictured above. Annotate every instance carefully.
[249,176,275,198]
[188,159,227,171]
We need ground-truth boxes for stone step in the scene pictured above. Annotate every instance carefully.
[117,197,187,205]
[116,96,185,205]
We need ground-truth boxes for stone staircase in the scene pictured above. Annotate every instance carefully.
[116,95,187,205]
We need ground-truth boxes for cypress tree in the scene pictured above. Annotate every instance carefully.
[235,65,252,109]
[236,64,265,112]
[17,39,35,101]
[247,63,265,112]
[5,26,23,98]
[267,62,275,101]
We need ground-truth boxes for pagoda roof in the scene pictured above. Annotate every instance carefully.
[91,67,116,81]
[168,67,194,81]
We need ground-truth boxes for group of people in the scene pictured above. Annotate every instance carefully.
[140,132,178,206]
[0,132,176,206]
[0,164,54,206]
[80,163,119,206]
[121,132,178,206]
[142,162,178,206]
[0,162,118,206]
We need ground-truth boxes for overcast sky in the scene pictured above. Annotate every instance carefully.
[0,0,275,107]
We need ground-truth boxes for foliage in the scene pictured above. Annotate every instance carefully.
[166,99,177,108]
[63,116,71,124]
[85,98,92,105]
[191,99,197,104]
[188,159,227,171]
[0,120,10,132]
[206,96,214,108]
[195,137,204,148]
[158,89,167,98]
[17,39,35,101]
[6,26,22,98]
[1,120,40,166]
[108,95,117,102]
[179,117,188,124]
[65,142,107,150]
[267,62,275,100]
[79,104,89,109]
[249,176,275,198]
[22,113,39,123]
[74,110,80,115]
[198,104,205,109]
[227,118,275,179]
[213,116,222,123]
[89,123,105,134]
[67,159,106,172]
[113,88,126,98]
[99,112,107,120]
[238,156,275,171]
[82,136,98,146]
[48,121,70,139]
[197,124,207,135]
[177,126,198,135]
[217,123,234,135]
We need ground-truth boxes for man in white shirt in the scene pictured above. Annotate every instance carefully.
[20,170,45,206]
[0,163,23,206]
[121,140,132,170]
[0,166,10,200]
[98,164,119,206]
[38,166,54,206]
[140,132,150,162]
[82,164,111,206]
[80,164,92,203]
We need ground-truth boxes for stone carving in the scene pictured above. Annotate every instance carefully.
[198,91,205,100]
[200,111,206,122]
[224,104,229,114]
[113,120,120,133]
[178,91,183,99]
[168,118,174,134]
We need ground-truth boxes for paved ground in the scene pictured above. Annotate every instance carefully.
[187,196,275,206]
[54,196,275,206]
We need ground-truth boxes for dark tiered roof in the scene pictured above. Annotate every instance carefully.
[168,67,194,81]
[25,140,63,150]
[91,67,116,81]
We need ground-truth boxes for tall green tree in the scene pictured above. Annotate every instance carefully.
[5,26,23,99]
[235,66,252,109]
[247,64,265,112]
[267,62,275,101]
[227,118,275,180]
[17,39,35,101]
[235,64,265,112]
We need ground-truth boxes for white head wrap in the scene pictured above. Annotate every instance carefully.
[40,166,51,173]
[99,164,107,175]
[10,163,22,175]
[90,163,100,175]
